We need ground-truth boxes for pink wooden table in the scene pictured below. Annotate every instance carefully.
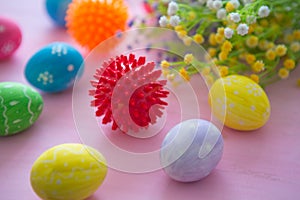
[0,0,300,199]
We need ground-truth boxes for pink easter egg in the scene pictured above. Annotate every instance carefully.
[0,17,22,60]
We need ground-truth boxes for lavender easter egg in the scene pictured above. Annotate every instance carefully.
[160,119,223,182]
[45,0,72,27]
[0,82,43,136]
[0,17,22,60]
[25,42,84,93]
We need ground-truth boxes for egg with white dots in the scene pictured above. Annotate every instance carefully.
[208,75,271,131]
[30,143,107,200]
[160,119,224,182]
[0,17,22,60]
[0,82,43,136]
[25,42,84,93]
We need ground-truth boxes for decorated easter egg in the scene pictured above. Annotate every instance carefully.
[160,119,223,182]
[25,42,84,93]
[0,82,43,136]
[45,0,72,27]
[30,143,107,200]
[208,75,271,131]
[0,17,22,60]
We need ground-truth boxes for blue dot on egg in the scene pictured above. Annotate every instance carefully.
[45,0,72,27]
[25,42,84,93]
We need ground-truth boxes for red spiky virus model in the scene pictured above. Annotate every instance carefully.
[89,54,169,133]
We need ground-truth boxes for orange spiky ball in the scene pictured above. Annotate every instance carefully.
[66,0,128,50]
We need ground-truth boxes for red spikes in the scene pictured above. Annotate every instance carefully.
[89,54,169,133]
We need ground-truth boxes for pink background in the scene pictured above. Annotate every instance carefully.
[1,0,300,199]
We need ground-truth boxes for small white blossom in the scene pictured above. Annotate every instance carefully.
[213,0,223,10]
[207,0,215,10]
[169,15,181,27]
[246,15,257,24]
[230,0,240,8]
[159,16,169,27]
[224,27,234,39]
[167,1,179,16]
[258,5,270,18]
[230,12,241,23]
[237,23,249,36]
[217,8,227,19]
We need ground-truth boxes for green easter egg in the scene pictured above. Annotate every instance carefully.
[0,82,44,136]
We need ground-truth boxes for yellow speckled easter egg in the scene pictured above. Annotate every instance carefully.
[30,143,107,200]
[208,75,270,131]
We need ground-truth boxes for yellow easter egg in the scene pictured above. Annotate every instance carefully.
[208,75,270,131]
[30,143,107,200]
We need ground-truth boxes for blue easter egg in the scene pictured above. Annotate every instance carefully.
[160,119,224,182]
[25,42,84,93]
[45,0,72,27]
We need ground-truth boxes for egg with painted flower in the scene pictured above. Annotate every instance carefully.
[208,75,271,131]
[30,143,107,200]
[25,42,84,93]
[0,82,43,136]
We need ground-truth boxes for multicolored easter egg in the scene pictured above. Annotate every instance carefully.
[160,119,223,182]
[0,17,22,60]
[45,0,72,27]
[0,82,43,136]
[208,75,271,131]
[25,42,84,93]
[30,143,107,200]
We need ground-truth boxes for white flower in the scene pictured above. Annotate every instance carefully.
[207,0,215,10]
[159,16,169,27]
[246,15,257,24]
[167,1,179,16]
[230,12,241,23]
[237,23,249,36]
[258,5,270,18]
[230,0,240,8]
[169,15,181,27]
[213,0,223,10]
[217,8,227,19]
[224,27,234,39]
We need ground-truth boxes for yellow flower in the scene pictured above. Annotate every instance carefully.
[275,45,287,57]
[218,51,228,61]
[177,30,187,39]
[209,33,217,46]
[175,25,184,31]
[267,42,275,49]
[258,40,269,50]
[297,79,300,87]
[246,36,259,48]
[160,60,170,68]
[217,27,225,36]
[284,59,295,70]
[184,54,194,65]
[252,60,265,73]
[202,67,211,75]
[179,68,190,81]
[293,30,300,40]
[284,34,294,43]
[188,11,196,21]
[278,68,289,79]
[183,37,192,46]
[221,40,233,53]
[219,66,229,77]
[245,54,256,65]
[291,42,300,52]
[193,34,204,44]
[265,49,276,61]
[226,2,235,12]
[250,74,260,83]
[215,33,224,44]
[208,48,217,57]
[259,19,269,27]
[248,24,256,34]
